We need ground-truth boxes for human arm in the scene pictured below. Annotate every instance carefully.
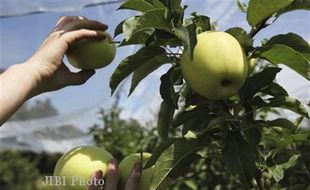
[0,16,107,125]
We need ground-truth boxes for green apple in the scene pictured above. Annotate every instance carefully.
[181,31,248,100]
[118,153,155,190]
[248,58,256,75]
[66,32,116,69]
[53,146,113,190]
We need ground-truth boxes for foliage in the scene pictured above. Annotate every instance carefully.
[0,151,40,190]
[111,0,310,189]
[90,105,159,160]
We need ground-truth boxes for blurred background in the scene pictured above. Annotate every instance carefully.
[0,0,309,189]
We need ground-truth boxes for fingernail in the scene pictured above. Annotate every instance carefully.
[96,31,107,39]
[110,159,118,165]
[109,159,118,169]
[134,162,142,171]
[94,170,103,179]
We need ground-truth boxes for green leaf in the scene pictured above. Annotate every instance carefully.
[150,138,207,190]
[226,27,254,54]
[237,0,248,12]
[118,0,164,12]
[223,131,257,185]
[256,96,309,118]
[165,0,184,27]
[269,154,300,182]
[247,0,294,27]
[114,19,125,37]
[160,67,181,108]
[279,0,310,15]
[281,154,300,169]
[129,55,172,95]
[145,29,182,47]
[169,153,200,178]
[123,8,172,41]
[172,107,203,128]
[269,97,309,118]
[265,33,310,56]
[239,67,282,100]
[266,118,296,128]
[192,13,211,33]
[279,132,310,147]
[145,139,175,169]
[123,16,140,41]
[257,44,310,80]
[261,82,289,97]
[271,165,284,182]
[241,120,262,145]
[182,112,215,135]
[175,24,197,60]
[120,29,154,46]
[109,46,166,94]
[169,0,182,12]
[157,101,175,141]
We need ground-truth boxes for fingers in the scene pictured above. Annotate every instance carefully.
[87,170,103,190]
[54,16,108,32]
[61,29,106,44]
[65,69,95,86]
[124,162,142,190]
[56,16,87,25]
[104,159,119,190]
[65,19,108,32]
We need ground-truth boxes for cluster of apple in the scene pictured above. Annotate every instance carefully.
[67,31,254,101]
[53,146,155,190]
[61,30,254,190]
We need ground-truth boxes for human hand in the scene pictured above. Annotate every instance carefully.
[26,16,107,97]
[87,159,142,190]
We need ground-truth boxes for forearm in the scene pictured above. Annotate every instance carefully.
[0,62,39,125]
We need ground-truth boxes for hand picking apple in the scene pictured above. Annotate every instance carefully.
[0,16,115,125]
[53,146,143,190]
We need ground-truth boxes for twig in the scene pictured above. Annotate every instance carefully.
[249,17,270,38]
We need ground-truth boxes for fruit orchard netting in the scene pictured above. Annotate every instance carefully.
[0,0,123,18]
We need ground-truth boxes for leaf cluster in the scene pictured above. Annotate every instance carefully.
[110,0,310,189]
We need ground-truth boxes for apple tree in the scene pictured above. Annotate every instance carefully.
[110,0,310,189]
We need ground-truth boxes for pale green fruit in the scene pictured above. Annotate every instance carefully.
[181,31,248,100]
[248,58,256,74]
[66,32,116,69]
[119,153,155,190]
[53,146,113,190]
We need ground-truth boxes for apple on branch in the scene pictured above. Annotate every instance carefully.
[181,31,248,100]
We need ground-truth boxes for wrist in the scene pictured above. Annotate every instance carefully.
[10,61,42,99]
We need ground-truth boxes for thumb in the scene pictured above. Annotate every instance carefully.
[66,69,95,86]
[86,170,103,190]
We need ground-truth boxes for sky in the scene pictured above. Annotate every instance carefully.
[0,0,309,126]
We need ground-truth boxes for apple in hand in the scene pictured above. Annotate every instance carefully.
[66,32,116,69]
[118,153,155,190]
[53,146,113,190]
[181,31,248,100]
